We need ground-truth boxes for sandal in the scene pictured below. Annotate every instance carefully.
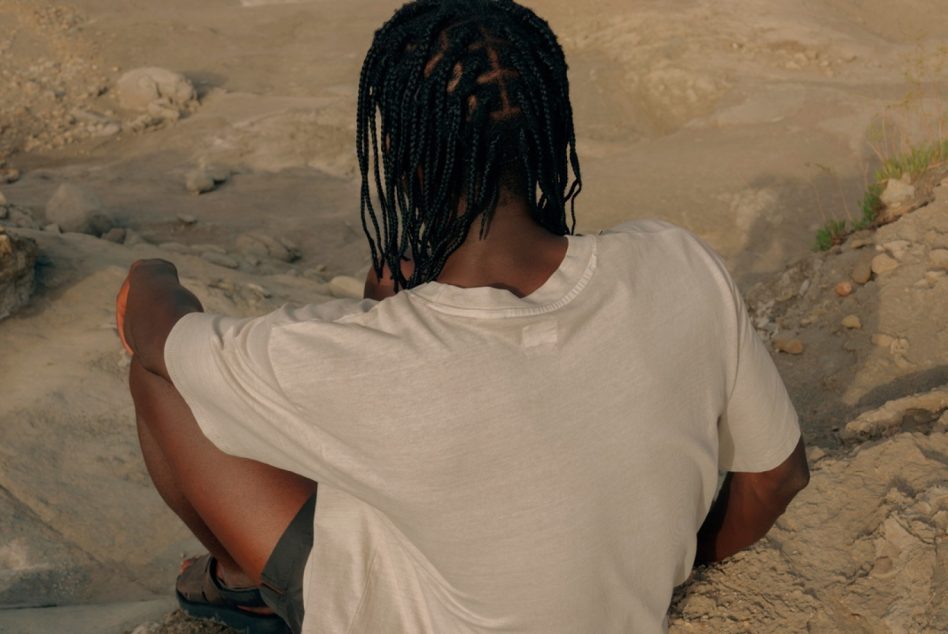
[175,554,290,634]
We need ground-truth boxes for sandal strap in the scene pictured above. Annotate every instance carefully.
[178,555,269,609]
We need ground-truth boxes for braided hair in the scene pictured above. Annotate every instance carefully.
[356,0,582,290]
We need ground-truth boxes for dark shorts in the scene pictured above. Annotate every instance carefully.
[259,491,316,634]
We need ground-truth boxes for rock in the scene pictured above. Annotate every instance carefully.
[45,184,106,234]
[928,248,948,270]
[879,177,915,207]
[176,213,197,225]
[158,241,193,254]
[0,189,6,205]
[806,446,827,463]
[852,259,873,284]
[872,333,895,348]
[244,282,272,298]
[0,228,38,320]
[882,240,910,261]
[102,227,126,243]
[841,314,862,329]
[5,205,41,229]
[89,213,114,236]
[840,386,948,442]
[234,232,298,263]
[328,275,364,299]
[44,223,62,233]
[204,165,230,183]
[774,338,804,355]
[185,170,215,195]
[835,280,853,297]
[124,229,145,247]
[192,243,226,254]
[871,253,899,275]
[201,252,239,269]
[115,67,197,114]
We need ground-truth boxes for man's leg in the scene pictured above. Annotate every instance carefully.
[129,357,314,587]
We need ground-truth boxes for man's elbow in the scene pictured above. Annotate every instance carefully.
[767,439,810,504]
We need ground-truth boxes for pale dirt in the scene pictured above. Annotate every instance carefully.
[0,1,946,633]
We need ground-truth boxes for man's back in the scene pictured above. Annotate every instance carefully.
[166,220,800,633]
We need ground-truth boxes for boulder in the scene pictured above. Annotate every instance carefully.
[115,68,197,115]
[45,184,111,235]
[0,228,37,320]
[879,176,915,208]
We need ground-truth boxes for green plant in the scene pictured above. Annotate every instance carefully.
[812,138,947,250]
[814,219,848,251]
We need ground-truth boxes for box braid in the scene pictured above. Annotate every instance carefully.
[357,0,582,290]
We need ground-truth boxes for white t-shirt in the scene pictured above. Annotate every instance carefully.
[166,220,800,633]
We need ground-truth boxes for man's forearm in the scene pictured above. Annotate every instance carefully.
[695,439,809,565]
[123,262,203,380]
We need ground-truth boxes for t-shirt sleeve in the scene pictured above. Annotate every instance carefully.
[690,238,801,473]
[163,301,373,477]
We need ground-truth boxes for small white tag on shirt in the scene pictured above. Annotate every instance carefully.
[521,320,558,355]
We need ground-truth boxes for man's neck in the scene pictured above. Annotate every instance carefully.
[435,196,569,298]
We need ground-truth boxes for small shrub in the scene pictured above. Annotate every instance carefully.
[814,219,848,251]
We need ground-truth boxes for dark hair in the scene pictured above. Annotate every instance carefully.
[356,0,582,289]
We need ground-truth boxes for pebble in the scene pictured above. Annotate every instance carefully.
[852,259,873,284]
[847,237,873,250]
[934,511,948,532]
[7,206,40,229]
[774,338,804,355]
[159,241,193,254]
[244,282,272,298]
[124,229,145,247]
[871,253,899,275]
[835,281,853,297]
[45,183,106,234]
[879,177,915,207]
[185,170,215,195]
[841,314,862,329]
[44,223,62,233]
[0,206,7,220]
[102,227,126,243]
[176,213,197,225]
[1,168,19,184]
[872,333,894,348]
[235,232,296,263]
[806,446,827,463]
[928,248,948,270]
[201,252,239,269]
[328,275,364,299]
[881,240,910,261]
[192,243,226,254]
[0,190,6,205]
[89,213,114,236]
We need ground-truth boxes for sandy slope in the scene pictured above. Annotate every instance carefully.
[0,0,946,632]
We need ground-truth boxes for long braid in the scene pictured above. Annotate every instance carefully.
[356,0,582,290]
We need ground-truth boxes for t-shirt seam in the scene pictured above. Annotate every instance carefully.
[344,550,380,634]
[405,239,599,319]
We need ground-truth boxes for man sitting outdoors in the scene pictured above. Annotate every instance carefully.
[116,1,809,632]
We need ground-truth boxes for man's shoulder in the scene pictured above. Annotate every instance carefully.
[596,218,717,266]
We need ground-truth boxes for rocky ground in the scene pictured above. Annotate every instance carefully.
[0,0,946,633]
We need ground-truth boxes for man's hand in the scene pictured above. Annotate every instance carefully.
[695,437,810,565]
[116,259,202,379]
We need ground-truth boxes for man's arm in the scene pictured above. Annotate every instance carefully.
[695,437,809,565]
[117,259,203,381]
